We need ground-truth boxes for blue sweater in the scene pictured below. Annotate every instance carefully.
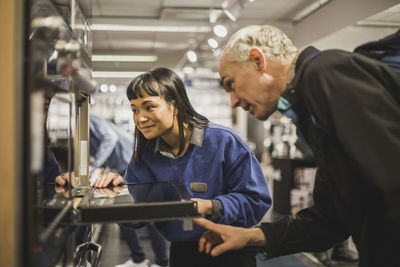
[124,123,271,242]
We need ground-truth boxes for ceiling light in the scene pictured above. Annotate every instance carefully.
[355,20,400,27]
[182,66,195,74]
[209,9,223,23]
[186,51,197,63]
[91,24,211,33]
[92,71,144,78]
[92,55,158,62]
[221,0,230,9]
[109,84,117,93]
[223,2,242,22]
[213,25,227,37]
[223,10,237,21]
[208,38,219,49]
[99,84,108,93]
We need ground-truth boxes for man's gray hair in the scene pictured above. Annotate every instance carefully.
[222,25,298,62]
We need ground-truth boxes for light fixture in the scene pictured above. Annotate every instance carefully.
[91,24,211,33]
[209,9,223,23]
[221,0,230,9]
[92,71,144,78]
[223,10,237,21]
[182,66,195,74]
[213,25,227,37]
[99,84,108,93]
[207,38,219,49]
[186,51,197,63]
[356,20,400,27]
[109,84,117,93]
[92,55,158,62]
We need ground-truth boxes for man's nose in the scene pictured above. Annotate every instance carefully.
[229,93,240,109]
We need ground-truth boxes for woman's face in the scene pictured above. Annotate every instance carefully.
[130,91,177,140]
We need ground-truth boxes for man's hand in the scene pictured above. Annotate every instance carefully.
[55,172,76,187]
[192,198,213,215]
[93,171,124,188]
[193,218,266,257]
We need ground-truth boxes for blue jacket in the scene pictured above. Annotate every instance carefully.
[124,123,271,242]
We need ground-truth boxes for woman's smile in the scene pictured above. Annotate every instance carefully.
[140,125,155,132]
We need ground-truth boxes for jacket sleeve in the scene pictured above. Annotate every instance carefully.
[302,51,400,226]
[124,161,138,183]
[259,169,349,257]
[215,145,272,228]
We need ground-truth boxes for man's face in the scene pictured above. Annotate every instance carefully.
[219,54,281,121]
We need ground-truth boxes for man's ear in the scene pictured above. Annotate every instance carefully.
[249,47,266,72]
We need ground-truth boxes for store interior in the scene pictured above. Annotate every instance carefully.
[1,0,400,266]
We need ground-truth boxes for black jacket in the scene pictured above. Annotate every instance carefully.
[259,47,400,266]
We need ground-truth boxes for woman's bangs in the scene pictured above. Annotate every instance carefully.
[127,74,160,100]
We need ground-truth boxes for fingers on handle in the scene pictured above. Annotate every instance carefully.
[70,172,76,187]
[113,175,124,186]
[55,175,65,186]
[93,176,100,187]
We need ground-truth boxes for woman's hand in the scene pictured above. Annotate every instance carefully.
[93,171,124,188]
[192,198,213,215]
[55,172,76,187]
[95,186,124,198]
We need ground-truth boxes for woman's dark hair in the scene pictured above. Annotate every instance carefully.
[127,67,209,161]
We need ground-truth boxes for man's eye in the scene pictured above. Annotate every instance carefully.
[225,82,233,92]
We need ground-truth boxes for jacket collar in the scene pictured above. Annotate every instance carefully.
[281,46,320,105]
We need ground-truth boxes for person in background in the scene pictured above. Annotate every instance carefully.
[57,114,169,267]
[93,67,272,267]
[88,114,133,176]
[192,25,400,267]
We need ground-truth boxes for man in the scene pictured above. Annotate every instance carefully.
[193,25,400,266]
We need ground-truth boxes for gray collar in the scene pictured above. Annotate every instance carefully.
[154,126,204,158]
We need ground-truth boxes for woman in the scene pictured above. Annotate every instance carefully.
[95,68,271,267]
